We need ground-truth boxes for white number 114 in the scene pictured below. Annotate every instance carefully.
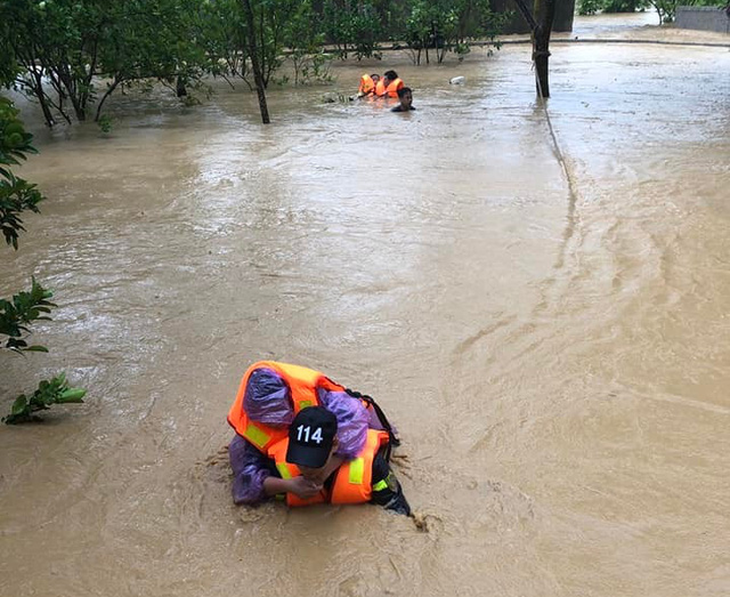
[296,425,323,444]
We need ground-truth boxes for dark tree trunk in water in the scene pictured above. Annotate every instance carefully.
[32,72,56,127]
[533,25,551,98]
[240,0,270,124]
[176,76,187,98]
[511,0,557,98]
[95,78,121,122]
[533,0,556,98]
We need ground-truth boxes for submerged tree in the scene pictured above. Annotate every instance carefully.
[0,0,214,126]
[512,0,557,98]
[283,1,333,86]
[240,0,271,124]
[198,0,253,88]
[94,0,215,119]
[405,0,506,64]
[322,0,384,60]
[0,0,511,124]
[0,0,102,125]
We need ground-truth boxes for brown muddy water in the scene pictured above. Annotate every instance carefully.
[1,17,729,597]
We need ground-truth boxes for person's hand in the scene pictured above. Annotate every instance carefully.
[287,476,323,500]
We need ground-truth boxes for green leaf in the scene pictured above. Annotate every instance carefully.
[58,388,86,403]
[11,395,28,415]
[24,345,49,352]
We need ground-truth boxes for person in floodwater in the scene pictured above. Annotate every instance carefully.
[375,70,404,98]
[227,361,411,515]
[391,87,415,113]
[357,73,380,98]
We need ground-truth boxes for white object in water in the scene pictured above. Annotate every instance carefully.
[449,76,466,85]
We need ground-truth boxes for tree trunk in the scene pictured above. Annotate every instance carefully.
[240,0,270,124]
[32,72,56,127]
[58,68,86,121]
[95,78,122,122]
[533,25,551,98]
[512,0,556,98]
[176,76,188,98]
[532,0,556,98]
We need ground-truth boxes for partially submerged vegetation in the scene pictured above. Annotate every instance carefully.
[577,0,727,24]
[0,96,86,423]
[0,0,507,127]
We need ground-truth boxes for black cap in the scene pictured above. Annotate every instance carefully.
[286,406,338,468]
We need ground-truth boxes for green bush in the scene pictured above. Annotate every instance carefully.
[0,98,43,249]
[0,97,85,424]
[322,0,384,60]
[405,0,506,64]
[603,0,649,12]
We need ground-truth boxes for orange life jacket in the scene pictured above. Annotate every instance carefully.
[227,361,346,454]
[386,78,404,98]
[268,429,390,507]
[358,74,376,96]
[376,78,403,98]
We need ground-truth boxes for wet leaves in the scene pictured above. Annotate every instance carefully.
[3,372,86,424]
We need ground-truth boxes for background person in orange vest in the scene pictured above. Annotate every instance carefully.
[375,70,404,98]
[356,73,380,98]
[228,364,410,514]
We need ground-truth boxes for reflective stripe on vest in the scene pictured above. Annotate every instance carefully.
[276,462,292,480]
[373,478,389,492]
[227,361,346,454]
[348,457,365,485]
[330,429,389,504]
[244,421,273,450]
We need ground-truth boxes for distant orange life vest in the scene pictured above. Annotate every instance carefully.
[386,78,404,98]
[227,361,346,454]
[268,429,390,507]
[376,77,403,98]
[358,74,376,95]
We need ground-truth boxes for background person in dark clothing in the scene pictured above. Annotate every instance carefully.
[391,87,415,112]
